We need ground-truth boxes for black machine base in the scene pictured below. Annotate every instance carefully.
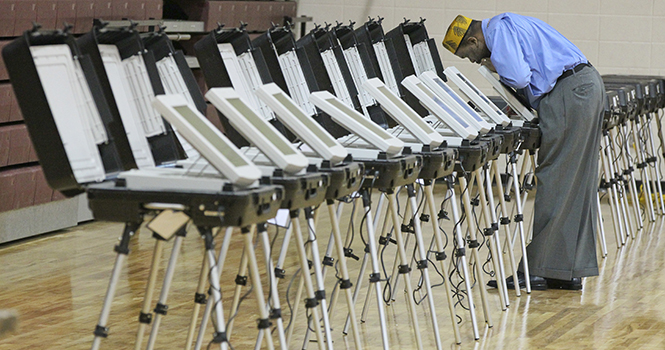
[478,133,504,161]
[271,170,330,210]
[317,161,364,200]
[491,125,522,154]
[519,121,541,152]
[454,139,490,173]
[416,145,457,180]
[356,153,422,191]
[86,181,283,228]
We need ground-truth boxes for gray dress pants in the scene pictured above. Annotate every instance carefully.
[521,65,605,280]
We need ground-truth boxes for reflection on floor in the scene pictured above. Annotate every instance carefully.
[1,185,664,350]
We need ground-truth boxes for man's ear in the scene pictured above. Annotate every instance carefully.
[466,36,478,48]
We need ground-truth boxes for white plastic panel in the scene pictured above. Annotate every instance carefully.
[444,66,511,125]
[99,44,155,169]
[373,41,399,95]
[237,51,275,119]
[321,49,354,107]
[276,50,317,116]
[310,91,404,155]
[73,60,108,145]
[152,94,261,187]
[257,83,348,164]
[156,54,199,159]
[206,87,308,174]
[156,55,193,105]
[218,45,274,119]
[118,168,232,192]
[218,44,253,102]
[122,54,167,136]
[31,45,106,183]
[477,66,536,121]
[342,46,376,109]
[363,78,444,147]
[412,40,436,76]
[403,34,421,76]
[419,71,493,133]
[401,75,477,139]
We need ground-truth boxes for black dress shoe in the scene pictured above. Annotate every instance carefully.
[545,277,583,290]
[487,271,547,290]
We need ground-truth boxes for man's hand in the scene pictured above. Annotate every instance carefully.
[481,58,497,73]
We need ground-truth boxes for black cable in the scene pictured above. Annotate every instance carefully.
[380,239,394,303]
[283,267,301,333]
[344,197,358,252]
[445,177,475,321]
[411,243,427,305]
[358,201,370,248]
[304,211,318,245]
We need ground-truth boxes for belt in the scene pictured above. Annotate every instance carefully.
[558,62,592,82]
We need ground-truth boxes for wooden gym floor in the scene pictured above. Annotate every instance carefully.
[1,184,665,349]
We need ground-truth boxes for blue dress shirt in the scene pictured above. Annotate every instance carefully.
[482,13,587,108]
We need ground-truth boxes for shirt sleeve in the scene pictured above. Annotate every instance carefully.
[487,19,531,89]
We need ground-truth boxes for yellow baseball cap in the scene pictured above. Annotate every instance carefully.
[442,15,472,54]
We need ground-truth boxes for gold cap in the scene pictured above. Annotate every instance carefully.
[442,15,472,54]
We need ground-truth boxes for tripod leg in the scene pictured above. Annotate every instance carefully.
[621,124,643,230]
[199,226,230,350]
[241,226,275,350]
[525,154,538,243]
[321,203,347,323]
[405,184,443,349]
[473,168,508,311]
[459,175,493,328]
[642,114,662,215]
[510,156,531,294]
[601,134,625,248]
[480,165,510,308]
[359,274,374,322]
[386,194,413,303]
[275,220,294,283]
[344,252,368,334]
[286,266,305,346]
[146,226,188,350]
[646,115,665,214]
[596,193,609,257]
[192,227,235,350]
[304,201,356,349]
[301,208,334,350]
[134,236,165,350]
[633,119,656,221]
[91,222,140,350]
[256,224,288,349]
[610,128,636,238]
[491,161,520,297]
[353,190,390,349]
[326,200,363,349]
[344,194,385,334]
[607,133,633,240]
[225,247,249,337]
[184,253,209,350]
[290,211,326,350]
[510,153,532,249]
[447,175,480,340]
[194,292,214,350]
[386,190,424,350]
[614,127,638,236]
[422,180,462,344]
